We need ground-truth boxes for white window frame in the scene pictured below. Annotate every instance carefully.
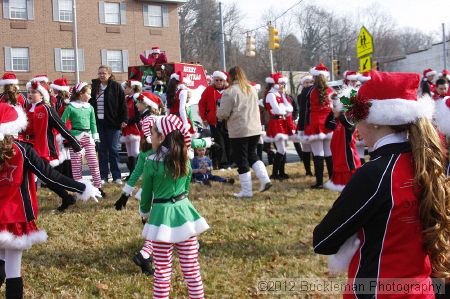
[147,4,162,27]
[101,49,128,73]
[58,0,73,22]
[11,47,29,72]
[9,0,27,20]
[60,49,75,72]
[143,4,168,28]
[104,2,120,25]
[106,50,123,73]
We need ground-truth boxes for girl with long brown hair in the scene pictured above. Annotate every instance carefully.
[0,73,26,107]
[139,114,209,299]
[313,71,450,298]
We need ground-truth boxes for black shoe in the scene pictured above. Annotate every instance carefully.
[226,178,235,185]
[311,183,324,189]
[0,260,5,288]
[305,171,313,177]
[99,188,106,198]
[278,173,290,180]
[57,195,76,212]
[6,277,23,299]
[114,193,129,211]
[133,252,154,276]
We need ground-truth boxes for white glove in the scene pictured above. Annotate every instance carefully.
[328,233,361,274]
[76,180,102,202]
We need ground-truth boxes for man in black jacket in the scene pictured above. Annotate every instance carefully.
[90,65,128,184]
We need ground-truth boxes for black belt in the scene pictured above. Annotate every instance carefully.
[271,115,286,120]
[153,193,186,204]
[72,128,90,132]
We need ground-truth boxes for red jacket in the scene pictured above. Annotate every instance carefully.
[198,85,224,126]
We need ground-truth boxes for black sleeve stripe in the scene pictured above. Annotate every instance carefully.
[313,155,395,250]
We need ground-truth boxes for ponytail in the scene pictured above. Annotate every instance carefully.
[3,85,18,106]
[394,118,450,278]
[315,74,328,105]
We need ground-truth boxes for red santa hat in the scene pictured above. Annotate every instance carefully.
[151,46,161,54]
[265,72,288,85]
[0,102,28,141]
[33,74,49,83]
[74,82,89,94]
[170,71,192,85]
[344,71,434,125]
[300,75,313,85]
[423,68,437,78]
[0,73,19,86]
[26,81,50,103]
[345,71,360,81]
[122,79,143,89]
[133,91,160,110]
[309,63,330,78]
[438,69,450,80]
[155,114,191,148]
[250,81,261,92]
[357,72,371,83]
[50,78,70,92]
[435,96,450,136]
[212,71,227,81]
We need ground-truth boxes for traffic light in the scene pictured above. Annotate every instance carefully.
[245,35,256,57]
[373,60,380,70]
[332,59,340,77]
[269,25,280,50]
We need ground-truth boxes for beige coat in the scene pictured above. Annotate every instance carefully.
[216,82,262,138]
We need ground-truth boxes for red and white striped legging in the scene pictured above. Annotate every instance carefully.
[152,236,204,299]
[70,134,102,188]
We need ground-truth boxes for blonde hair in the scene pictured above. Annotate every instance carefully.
[314,74,328,105]
[228,66,252,95]
[393,118,450,278]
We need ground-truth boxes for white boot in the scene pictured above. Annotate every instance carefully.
[234,171,253,198]
[251,160,272,192]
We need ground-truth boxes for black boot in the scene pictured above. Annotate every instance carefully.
[325,156,333,178]
[0,260,5,288]
[133,252,154,276]
[256,144,263,161]
[57,193,76,212]
[126,156,136,180]
[270,153,283,180]
[311,156,324,189]
[267,151,275,166]
[302,152,313,176]
[114,193,130,211]
[5,277,23,299]
[294,142,303,161]
[279,154,289,180]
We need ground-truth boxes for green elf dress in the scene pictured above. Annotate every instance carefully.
[140,148,209,243]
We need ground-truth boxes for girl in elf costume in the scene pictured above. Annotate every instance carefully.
[0,73,25,107]
[121,80,142,178]
[140,114,208,299]
[61,82,105,197]
[0,102,101,298]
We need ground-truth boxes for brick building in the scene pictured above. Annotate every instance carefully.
[0,0,187,85]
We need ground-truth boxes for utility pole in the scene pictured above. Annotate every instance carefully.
[219,2,226,71]
[443,23,448,70]
[329,24,334,81]
[73,0,80,82]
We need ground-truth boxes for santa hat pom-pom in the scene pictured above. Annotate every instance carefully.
[435,97,450,137]
[75,180,102,202]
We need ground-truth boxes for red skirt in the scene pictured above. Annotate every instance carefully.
[0,221,47,250]
[304,111,333,140]
[265,118,291,142]
[122,124,140,137]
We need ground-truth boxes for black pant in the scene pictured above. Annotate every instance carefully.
[230,135,260,174]
[210,121,232,168]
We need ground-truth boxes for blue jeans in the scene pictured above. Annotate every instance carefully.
[193,173,227,183]
[97,120,121,181]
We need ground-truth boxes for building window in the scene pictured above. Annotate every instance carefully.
[106,50,123,72]
[104,2,120,24]
[60,49,75,72]
[11,48,29,71]
[143,4,168,28]
[10,0,27,20]
[58,0,73,22]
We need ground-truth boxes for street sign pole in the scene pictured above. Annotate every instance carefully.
[269,49,274,73]
[219,2,226,72]
[357,26,374,73]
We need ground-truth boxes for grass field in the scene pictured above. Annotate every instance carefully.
[14,163,343,298]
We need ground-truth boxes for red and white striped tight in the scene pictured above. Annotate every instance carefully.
[152,236,204,299]
[70,135,102,188]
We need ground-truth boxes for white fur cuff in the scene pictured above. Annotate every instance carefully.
[122,184,134,196]
[75,179,101,202]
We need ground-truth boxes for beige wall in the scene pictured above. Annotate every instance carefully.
[0,0,183,84]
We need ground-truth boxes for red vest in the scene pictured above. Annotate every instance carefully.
[198,85,223,126]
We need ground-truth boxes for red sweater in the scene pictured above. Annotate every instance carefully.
[198,85,224,126]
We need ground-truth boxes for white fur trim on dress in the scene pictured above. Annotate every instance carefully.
[0,230,48,250]
[304,132,333,142]
[0,78,19,85]
[263,133,289,143]
[310,68,330,79]
[435,97,450,136]
[425,70,437,77]
[324,180,345,192]
[141,218,210,243]
[75,179,101,202]
[50,84,70,92]
[122,183,134,196]
[0,105,28,140]
[366,95,435,125]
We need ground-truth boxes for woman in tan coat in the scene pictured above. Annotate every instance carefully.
[217,66,272,197]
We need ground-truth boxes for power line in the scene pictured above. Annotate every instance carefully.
[240,0,304,35]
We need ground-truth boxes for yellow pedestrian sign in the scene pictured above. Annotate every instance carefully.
[357,26,374,58]
[359,56,372,73]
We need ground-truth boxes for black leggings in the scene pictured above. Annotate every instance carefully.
[230,135,260,174]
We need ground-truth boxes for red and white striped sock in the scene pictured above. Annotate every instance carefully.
[176,237,204,299]
[69,147,83,180]
[140,240,153,259]
[152,241,174,299]
[81,135,102,188]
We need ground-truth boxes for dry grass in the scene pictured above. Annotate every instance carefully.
[13,163,342,298]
